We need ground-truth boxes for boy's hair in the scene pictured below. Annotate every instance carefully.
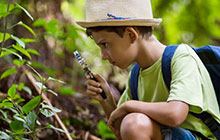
[86,26,153,38]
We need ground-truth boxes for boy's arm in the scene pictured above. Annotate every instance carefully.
[108,100,189,128]
[86,73,117,118]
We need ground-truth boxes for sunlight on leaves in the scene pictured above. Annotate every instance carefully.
[45,124,65,133]
[12,45,31,59]
[47,77,66,84]
[16,3,33,21]
[35,82,46,91]
[0,131,11,140]
[1,48,23,60]
[17,21,36,36]
[47,89,58,96]
[11,35,25,49]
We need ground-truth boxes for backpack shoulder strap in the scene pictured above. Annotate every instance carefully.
[130,63,140,100]
[162,45,179,90]
[130,45,179,100]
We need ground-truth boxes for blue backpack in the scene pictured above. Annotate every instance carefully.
[130,45,220,139]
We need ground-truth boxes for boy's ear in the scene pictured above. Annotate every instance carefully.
[126,27,138,43]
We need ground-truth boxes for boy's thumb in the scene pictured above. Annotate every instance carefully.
[93,73,105,83]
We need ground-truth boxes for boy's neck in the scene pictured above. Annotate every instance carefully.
[136,35,166,70]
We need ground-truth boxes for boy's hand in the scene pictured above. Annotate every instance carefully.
[86,73,111,102]
[108,103,128,135]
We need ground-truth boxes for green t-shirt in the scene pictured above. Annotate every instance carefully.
[118,44,220,139]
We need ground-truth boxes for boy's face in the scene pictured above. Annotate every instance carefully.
[92,27,138,69]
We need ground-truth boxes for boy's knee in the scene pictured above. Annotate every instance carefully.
[120,113,159,140]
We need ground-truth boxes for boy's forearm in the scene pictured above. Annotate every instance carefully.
[123,100,189,127]
[100,93,117,118]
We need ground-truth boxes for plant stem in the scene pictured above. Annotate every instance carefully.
[0,0,11,54]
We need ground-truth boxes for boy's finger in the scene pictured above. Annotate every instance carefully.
[93,73,106,84]
[87,90,99,97]
[87,79,101,87]
[87,86,102,93]
[86,75,90,79]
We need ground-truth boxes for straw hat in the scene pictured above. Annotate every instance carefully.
[76,0,162,28]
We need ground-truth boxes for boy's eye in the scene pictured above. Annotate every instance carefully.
[101,42,108,48]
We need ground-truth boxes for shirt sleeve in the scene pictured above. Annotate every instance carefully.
[167,45,204,113]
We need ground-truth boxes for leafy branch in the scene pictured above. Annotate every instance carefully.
[0,0,11,53]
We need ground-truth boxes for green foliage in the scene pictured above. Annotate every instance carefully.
[0,68,17,79]
[97,120,116,139]
[0,1,69,139]
[10,120,25,133]
[59,87,76,95]
[8,84,17,98]
[15,3,34,21]
[22,95,41,114]
[152,0,220,46]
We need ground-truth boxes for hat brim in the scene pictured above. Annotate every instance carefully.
[76,18,162,28]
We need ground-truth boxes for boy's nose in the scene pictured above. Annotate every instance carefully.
[101,50,109,60]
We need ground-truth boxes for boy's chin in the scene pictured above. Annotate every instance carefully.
[114,64,129,69]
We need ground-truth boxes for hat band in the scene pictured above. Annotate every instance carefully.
[96,13,136,21]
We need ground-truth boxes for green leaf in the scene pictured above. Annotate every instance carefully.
[28,61,57,77]
[8,107,19,114]
[40,103,61,117]
[59,87,75,95]
[47,89,58,96]
[9,120,24,133]
[97,120,116,139]
[0,131,11,140]
[0,102,13,108]
[13,59,25,66]
[26,111,37,131]
[26,64,43,80]
[35,82,47,91]
[16,3,33,21]
[22,86,32,95]
[47,77,66,84]
[7,84,17,98]
[17,83,24,91]
[20,38,35,43]
[0,32,10,42]
[70,133,78,139]
[22,95,41,114]
[12,45,31,59]
[11,35,25,48]
[0,68,17,79]
[40,108,54,117]
[0,110,7,119]
[44,19,59,35]
[1,48,23,60]
[26,49,39,56]
[17,21,36,36]
[14,115,25,124]
[0,110,11,123]
[0,0,14,19]
[41,104,61,113]
[45,124,65,133]
[16,98,25,104]
[33,18,46,27]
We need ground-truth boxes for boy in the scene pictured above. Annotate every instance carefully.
[76,0,220,139]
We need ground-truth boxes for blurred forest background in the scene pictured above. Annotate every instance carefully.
[0,0,220,140]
